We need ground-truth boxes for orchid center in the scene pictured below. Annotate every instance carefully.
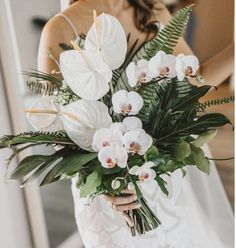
[139,173,149,182]
[121,104,132,114]
[159,66,170,77]
[129,142,141,154]
[138,72,147,84]
[102,141,110,147]
[106,158,116,168]
[185,66,193,76]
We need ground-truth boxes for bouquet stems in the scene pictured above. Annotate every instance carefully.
[126,197,161,236]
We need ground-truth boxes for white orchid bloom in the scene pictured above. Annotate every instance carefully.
[60,44,112,101]
[98,143,128,168]
[112,90,144,115]
[110,122,126,134]
[129,162,156,183]
[123,129,153,155]
[61,100,112,151]
[25,96,63,132]
[175,54,200,81]
[126,59,152,87]
[149,51,177,78]
[92,126,123,152]
[122,117,142,132]
[85,12,127,70]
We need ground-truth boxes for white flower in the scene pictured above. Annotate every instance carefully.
[126,59,152,87]
[61,100,112,151]
[129,162,156,183]
[123,129,153,155]
[60,49,112,100]
[85,12,127,70]
[111,179,121,190]
[112,90,144,115]
[175,54,200,81]
[92,126,123,152]
[25,96,63,132]
[110,122,126,134]
[149,51,177,78]
[122,117,142,132]
[98,143,128,168]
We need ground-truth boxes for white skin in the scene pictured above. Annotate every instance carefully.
[38,0,234,225]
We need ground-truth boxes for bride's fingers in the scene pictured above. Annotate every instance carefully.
[113,202,141,212]
[121,189,135,194]
[122,212,134,227]
[104,194,137,205]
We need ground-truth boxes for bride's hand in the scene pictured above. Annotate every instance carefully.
[104,189,141,227]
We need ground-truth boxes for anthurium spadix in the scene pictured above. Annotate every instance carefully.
[25,96,63,132]
[60,41,112,100]
[61,100,112,151]
[85,11,127,70]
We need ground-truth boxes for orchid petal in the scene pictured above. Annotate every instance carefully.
[122,117,142,131]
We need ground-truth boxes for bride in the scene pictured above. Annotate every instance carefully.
[38,0,234,247]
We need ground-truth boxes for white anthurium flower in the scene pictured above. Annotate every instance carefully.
[149,51,177,78]
[98,143,128,168]
[25,96,63,132]
[85,11,127,70]
[60,47,112,101]
[123,129,153,155]
[92,126,123,152]
[61,100,112,151]
[129,162,156,183]
[112,90,144,115]
[175,54,200,81]
[126,59,152,87]
[123,116,142,132]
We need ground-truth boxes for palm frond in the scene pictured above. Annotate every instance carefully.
[26,78,58,95]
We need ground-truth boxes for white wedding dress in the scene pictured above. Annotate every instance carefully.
[71,146,234,248]
[57,10,234,248]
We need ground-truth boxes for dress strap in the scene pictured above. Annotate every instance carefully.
[57,13,79,38]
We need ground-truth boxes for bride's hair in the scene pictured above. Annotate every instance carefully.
[70,0,159,33]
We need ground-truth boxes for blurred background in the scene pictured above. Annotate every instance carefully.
[0,0,234,248]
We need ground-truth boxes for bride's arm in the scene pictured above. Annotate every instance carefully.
[155,2,234,87]
[38,17,69,73]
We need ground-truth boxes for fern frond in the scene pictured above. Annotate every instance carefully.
[145,5,193,57]
[113,5,193,93]
[197,96,234,111]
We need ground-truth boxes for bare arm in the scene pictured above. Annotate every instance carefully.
[155,2,234,86]
[37,16,73,74]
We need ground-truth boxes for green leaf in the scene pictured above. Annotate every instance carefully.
[159,159,185,173]
[10,154,59,180]
[144,145,159,161]
[80,171,102,198]
[173,140,191,162]
[190,145,210,174]
[155,176,169,196]
[41,152,97,186]
[192,129,217,148]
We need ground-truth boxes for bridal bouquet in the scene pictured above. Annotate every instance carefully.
[0,6,233,235]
